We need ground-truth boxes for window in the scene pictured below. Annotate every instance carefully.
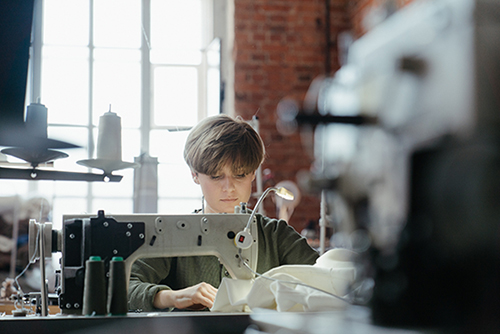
[0,0,221,229]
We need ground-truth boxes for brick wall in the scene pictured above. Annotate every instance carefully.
[232,0,414,233]
[233,0,350,233]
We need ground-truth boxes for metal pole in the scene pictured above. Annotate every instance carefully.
[319,190,327,255]
[251,116,265,214]
[39,222,48,316]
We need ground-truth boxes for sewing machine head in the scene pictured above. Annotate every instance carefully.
[30,209,258,315]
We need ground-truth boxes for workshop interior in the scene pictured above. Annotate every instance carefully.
[1,0,499,333]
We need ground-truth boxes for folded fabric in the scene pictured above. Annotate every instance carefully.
[211,248,357,313]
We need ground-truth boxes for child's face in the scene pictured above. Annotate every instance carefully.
[194,163,256,213]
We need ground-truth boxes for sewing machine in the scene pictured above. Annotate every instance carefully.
[29,208,258,315]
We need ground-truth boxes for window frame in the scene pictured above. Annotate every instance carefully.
[21,0,223,226]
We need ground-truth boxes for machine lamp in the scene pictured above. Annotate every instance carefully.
[235,187,294,249]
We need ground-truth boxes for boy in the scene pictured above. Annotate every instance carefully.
[128,114,319,312]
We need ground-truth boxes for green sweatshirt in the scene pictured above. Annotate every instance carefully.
[128,213,319,312]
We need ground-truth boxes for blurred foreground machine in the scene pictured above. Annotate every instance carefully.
[293,0,500,330]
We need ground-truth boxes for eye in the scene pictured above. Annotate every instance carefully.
[211,175,222,180]
[235,173,246,179]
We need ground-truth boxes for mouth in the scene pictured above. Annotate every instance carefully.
[220,198,237,203]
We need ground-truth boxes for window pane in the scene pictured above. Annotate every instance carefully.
[153,67,198,126]
[93,0,141,48]
[149,130,189,164]
[53,198,88,229]
[122,129,141,162]
[151,0,202,50]
[42,47,89,125]
[48,126,90,172]
[93,49,141,128]
[93,48,141,62]
[158,164,201,198]
[43,0,89,46]
[158,198,202,214]
[92,198,133,214]
[207,38,220,67]
[207,68,220,117]
[150,50,202,66]
[32,179,88,198]
[53,181,88,197]
[0,180,29,196]
[32,181,56,199]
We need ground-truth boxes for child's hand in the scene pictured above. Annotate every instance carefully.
[154,282,218,310]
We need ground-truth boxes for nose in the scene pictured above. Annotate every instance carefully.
[222,176,236,192]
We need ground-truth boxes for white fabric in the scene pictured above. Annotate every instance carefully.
[211,248,357,313]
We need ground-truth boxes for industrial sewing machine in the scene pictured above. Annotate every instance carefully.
[28,208,258,315]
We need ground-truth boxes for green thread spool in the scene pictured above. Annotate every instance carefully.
[82,256,107,316]
[107,256,128,315]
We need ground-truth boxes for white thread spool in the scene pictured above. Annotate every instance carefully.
[25,102,48,138]
[96,110,122,160]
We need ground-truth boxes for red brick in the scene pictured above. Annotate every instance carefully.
[234,0,374,230]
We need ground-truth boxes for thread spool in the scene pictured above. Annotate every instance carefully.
[82,256,107,316]
[107,256,128,316]
[76,108,139,174]
[96,110,122,160]
[25,101,48,138]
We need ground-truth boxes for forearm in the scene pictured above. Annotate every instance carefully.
[153,289,176,309]
[128,277,171,312]
[128,258,173,312]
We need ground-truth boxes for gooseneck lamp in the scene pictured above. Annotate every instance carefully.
[235,186,294,249]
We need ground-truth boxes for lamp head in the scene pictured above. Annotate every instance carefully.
[275,187,294,201]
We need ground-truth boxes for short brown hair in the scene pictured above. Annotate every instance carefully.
[184,114,265,176]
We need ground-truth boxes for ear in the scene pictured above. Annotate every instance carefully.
[251,171,256,182]
[191,171,200,184]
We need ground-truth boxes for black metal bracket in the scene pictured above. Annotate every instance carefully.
[0,166,122,182]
